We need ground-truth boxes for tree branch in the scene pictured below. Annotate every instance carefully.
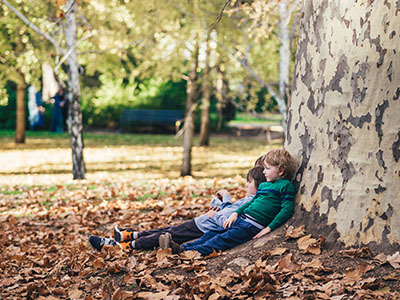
[1,0,64,55]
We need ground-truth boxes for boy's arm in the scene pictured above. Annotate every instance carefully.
[266,184,295,231]
[234,197,254,215]
[209,190,231,208]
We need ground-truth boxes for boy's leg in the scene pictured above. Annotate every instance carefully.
[182,230,221,249]
[184,218,260,256]
[134,220,203,250]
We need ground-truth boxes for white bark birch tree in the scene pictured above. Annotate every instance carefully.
[65,0,85,179]
[286,0,400,252]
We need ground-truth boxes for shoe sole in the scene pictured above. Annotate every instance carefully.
[114,226,123,243]
[159,233,170,249]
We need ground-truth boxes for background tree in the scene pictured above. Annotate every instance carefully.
[219,0,300,130]
[286,0,400,252]
[0,0,53,142]
[63,0,85,179]
[181,38,200,176]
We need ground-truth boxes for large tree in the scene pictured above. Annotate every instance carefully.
[286,0,400,252]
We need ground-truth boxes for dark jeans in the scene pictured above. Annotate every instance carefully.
[134,219,203,250]
[182,217,261,256]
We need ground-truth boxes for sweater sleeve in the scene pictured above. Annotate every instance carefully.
[235,197,254,215]
[267,182,295,230]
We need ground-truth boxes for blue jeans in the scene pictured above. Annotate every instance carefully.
[182,217,261,256]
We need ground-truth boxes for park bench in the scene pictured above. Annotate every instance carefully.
[120,109,183,133]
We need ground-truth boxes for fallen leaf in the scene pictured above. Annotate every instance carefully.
[278,253,301,271]
[285,225,306,239]
[269,247,288,256]
[387,251,400,268]
[68,286,82,299]
[156,248,172,262]
[297,234,315,250]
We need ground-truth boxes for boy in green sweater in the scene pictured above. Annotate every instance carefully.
[160,148,297,256]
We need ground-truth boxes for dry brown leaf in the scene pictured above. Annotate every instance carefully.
[341,247,373,258]
[208,293,221,300]
[297,234,316,250]
[357,262,375,273]
[68,286,82,299]
[205,250,222,259]
[387,251,400,268]
[305,258,323,269]
[278,253,302,271]
[156,248,172,262]
[343,268,361,286]
[269,247,288,256]
[285,225,306,239]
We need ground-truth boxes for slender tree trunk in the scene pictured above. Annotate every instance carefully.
[278,0,290,131]
[181,40,200,177]
[215,59,224,131]
[199,33,211,146]
[286,0,400,253]
[15,73,25,143]
[65,0,85,179]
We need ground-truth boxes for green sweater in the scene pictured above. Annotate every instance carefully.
[235,179,295,231]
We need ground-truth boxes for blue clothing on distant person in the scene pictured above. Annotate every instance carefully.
[52,94,64,133]
[28,85,44,130]
[35,91,44,128]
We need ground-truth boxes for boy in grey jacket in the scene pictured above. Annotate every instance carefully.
[88,166,266,251]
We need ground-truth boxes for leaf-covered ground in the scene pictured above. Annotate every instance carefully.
[0,132,399,299]
[1,176,399,300]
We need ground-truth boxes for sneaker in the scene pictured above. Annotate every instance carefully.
[89,235,132,251]
[158,233,183,254]
[114,226,135,243]
[89,235,119,251]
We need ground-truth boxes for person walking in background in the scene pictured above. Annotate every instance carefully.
[51,84,66,133]
[28,85,45,131]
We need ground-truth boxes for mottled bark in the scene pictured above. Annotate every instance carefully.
[65,0,85,180]
[199,34,211,146]
[15,73,25,144]
[286,0,400,253]
[181,41,200,176]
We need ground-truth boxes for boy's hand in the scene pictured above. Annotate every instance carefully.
[216,189,230,200]
[204,210,218,218]
[253,227,271,239]
[223,212,238,228]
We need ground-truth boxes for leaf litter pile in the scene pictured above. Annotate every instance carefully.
[1,176,399,299]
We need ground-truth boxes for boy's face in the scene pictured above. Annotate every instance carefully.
[246,179,257,195]
[263,163,283,182]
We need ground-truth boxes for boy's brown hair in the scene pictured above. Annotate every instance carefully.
[254,155,265,167]
[263,148,297,180]
[247,166,266,189]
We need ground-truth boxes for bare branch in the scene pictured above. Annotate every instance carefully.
[1,0,64,55]
[209,0,232,33]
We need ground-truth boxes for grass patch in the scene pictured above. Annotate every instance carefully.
[229,112,282,126]
[136,193,157,202]
[46,186,58,193]
[41,200,53,208]
[2,190,23,195]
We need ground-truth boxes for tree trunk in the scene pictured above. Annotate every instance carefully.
[215,60,224,131]
[15,73,25,144]
[278,0,290,131]
[286,0,400,253]
[65,0,85,180]
[181,41,200,177]
[199,33,211,146]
